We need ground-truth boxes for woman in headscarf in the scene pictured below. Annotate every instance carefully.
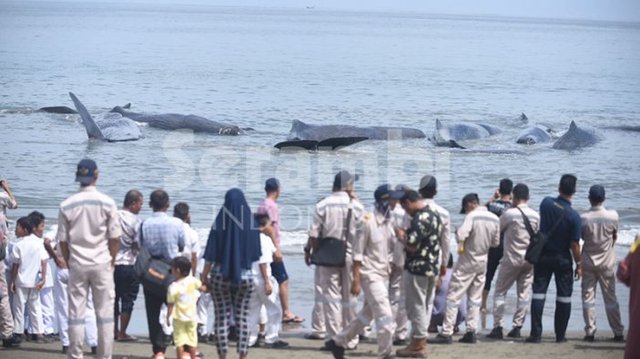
[201,188,261,359]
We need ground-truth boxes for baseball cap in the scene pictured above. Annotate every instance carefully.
[588,184,605,202]
[333,170,358,190]
[265,178,280,192]
[75,159,97,185]
[460,193,479,214]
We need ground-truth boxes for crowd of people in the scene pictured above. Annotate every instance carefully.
[0,159,637,359]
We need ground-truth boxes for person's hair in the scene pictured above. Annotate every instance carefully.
[254,213,270,228]
[559,174,577,196]
[171,256,192,277]
[512,183,529,201]
[27,211,45,227]
[123,190,143,208]
[447,254,454,268]
[16,217,34,234]
[173,202,190,221]
[499,178,513,196]
[419,186,436,199]
[150,189,169,210]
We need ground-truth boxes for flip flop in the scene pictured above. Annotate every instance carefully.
[116,334,137,342]
[282,315,305,324]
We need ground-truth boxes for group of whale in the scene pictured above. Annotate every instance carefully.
[41,92,632,151]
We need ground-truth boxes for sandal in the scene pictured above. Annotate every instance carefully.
[282,315,305,324]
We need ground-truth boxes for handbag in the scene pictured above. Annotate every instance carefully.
[310,201,352,267]
[134,221,175,297]
[518,204,566,265]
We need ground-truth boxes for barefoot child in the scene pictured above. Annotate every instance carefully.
[167,256,205,359]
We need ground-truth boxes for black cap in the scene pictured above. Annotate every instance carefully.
[460,193,479,214]
[265,178,280,192]
[374,184,392,202]
[75,159,97,185]
[333,170,358,190]
[419,175,437,193]
[588,184,605,202]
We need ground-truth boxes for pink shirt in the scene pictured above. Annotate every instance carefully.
[257,198,280,246]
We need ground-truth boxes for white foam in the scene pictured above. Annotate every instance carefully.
[617,227,640,247]
[193,227,307,252]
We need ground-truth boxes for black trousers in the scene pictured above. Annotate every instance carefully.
[143,287,168,354]
[484,244,504,291]
[530,253,574,339]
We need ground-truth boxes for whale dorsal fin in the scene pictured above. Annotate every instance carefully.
[435,119,443,129]
[69,92,105,140]
[123,103,131,109]
[569,120,577,131]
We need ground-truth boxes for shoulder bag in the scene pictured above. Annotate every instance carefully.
[134,221,176,297]
[517,204,566,265]
[310,201,352,267]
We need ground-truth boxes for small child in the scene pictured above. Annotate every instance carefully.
[10,216,48,342]
[247,213,288,348]
[167,256,204,359]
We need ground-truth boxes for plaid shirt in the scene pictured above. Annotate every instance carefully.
[137,212,186,261]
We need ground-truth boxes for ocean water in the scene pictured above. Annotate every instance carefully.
[1,1,639,335]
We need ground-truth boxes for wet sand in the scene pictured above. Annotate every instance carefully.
[1,330,625,359]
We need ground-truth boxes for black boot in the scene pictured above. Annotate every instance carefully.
[486,326,503,339]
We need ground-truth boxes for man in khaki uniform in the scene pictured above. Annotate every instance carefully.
[305,170,364,350]
[580,185,624,342]
[487,183,538,339]
[432,193,500,344]
[58,159,121,359]
[327,185,396,359]
[388,191,409,345]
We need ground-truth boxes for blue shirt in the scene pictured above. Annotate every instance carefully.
[137,212,186,261]
[539,196,581,257]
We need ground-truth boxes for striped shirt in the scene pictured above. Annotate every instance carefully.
[137,212,186,261]
[57,186,121,267]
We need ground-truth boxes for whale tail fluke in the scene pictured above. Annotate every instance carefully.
[69,92,105,140]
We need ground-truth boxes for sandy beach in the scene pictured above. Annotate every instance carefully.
[1,329,625,359]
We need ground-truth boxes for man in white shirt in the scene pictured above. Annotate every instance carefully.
[487,184,539,340]
[580,185,624,342]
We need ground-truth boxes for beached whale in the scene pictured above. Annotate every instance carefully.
[110,106,241,135]
[430,119,502,148]
[516,125,555,145]
[287,119,426,141]
[39,103,131,114]
[552,121,601,150]
[69,92,142,142]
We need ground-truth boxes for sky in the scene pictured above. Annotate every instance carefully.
[30,0,640,22]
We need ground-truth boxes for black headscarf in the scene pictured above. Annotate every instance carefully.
[203,188,261,284]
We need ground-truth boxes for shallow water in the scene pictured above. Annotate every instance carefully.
[1,1,638,334]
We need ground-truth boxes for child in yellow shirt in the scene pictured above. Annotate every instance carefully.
[167,256,205,359]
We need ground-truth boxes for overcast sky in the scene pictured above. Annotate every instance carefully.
[36,0,640,22]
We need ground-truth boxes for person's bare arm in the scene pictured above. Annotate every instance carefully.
[108,237,119,267]
[10,263,18,293]
[190,252,198,276]
[351,261,361,296]
[166,303,174,327]
[571,241,582,280]
[36,259,46,290]
[260,263,272,295]
[201,261,212,285]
